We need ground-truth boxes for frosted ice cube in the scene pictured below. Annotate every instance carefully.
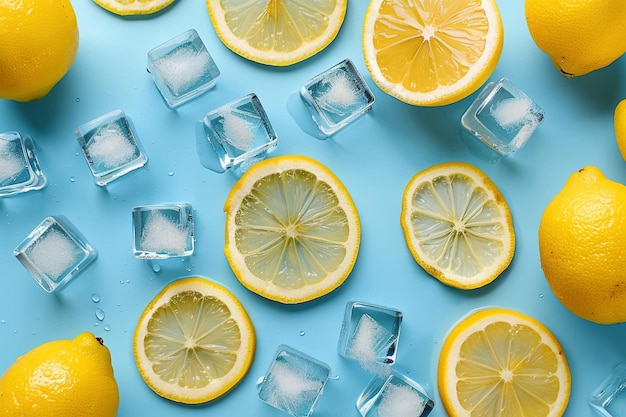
[132,203,194,259]
[357,371,434,417]
[590,363,626,417]
[14,216,97,293]
[258,345,331,417]
[338,301,402,372]
[147,29,220,108]
[0,131,46,196]
[461,78,544,156]
[196,93,277,175]
[76,109,148,186]
[301,59,375,136]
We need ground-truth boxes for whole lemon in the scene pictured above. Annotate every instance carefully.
[525,0,626,77]
[0,332,119,417]
[0,0,79,102]
[539,166,626,324]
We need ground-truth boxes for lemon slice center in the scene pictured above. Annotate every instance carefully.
[145,290,241,388]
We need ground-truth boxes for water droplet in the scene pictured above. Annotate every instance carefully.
[75,97,80,102]
[91,293,101,303]
[168,170,175,176]
[0,319,5,324]
[69,176,75,183]
[299,331,305,336]
[331,375,340,380]
[104,325,111,332]
[539,293,544,298]
[95,308,105,321]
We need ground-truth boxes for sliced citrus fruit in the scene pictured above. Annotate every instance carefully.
[133,277,255,404]
[206,0,347,66]
[224,155,360,304]
[92,0,174,15]
[362,0,504,106]
[438,307,571,417]
[400,162,514,289]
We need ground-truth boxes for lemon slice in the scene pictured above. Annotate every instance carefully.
[615,98,626,160]
[362,0,504,106]
[400,162,514,289]
[92,0,175,15]
[224,155,360,304]
[206,0,347,66]
[133,277,255,404]
[438,308,571,417]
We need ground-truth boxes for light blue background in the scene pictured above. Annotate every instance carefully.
[1,1,625,416]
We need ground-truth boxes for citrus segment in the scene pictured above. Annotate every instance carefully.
[206,0,347,66]
[400,162,514,289]
[362,0,503,106]
[224,155,360,304]
[133,277,255,404]
[92,0,175,15]
[438,308,571,417]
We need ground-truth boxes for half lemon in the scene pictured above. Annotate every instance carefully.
[133,277,255,404]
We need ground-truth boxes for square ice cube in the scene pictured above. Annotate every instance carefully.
[357,370,434,417]
[14,215,97,293]
[147,29,220,108]
[196,93,277,175]
[0,131,46,197]
[338,301,402,371]
[76,109,148,186]
[461,78,544,155]
[300,59,375,136]
[132,203,194,259]
[258,344,331,417]
[590,363,626,417]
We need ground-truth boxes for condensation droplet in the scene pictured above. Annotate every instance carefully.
[168,170,175,176]
[91,293,101,303]
[75,97,80,102]
[95,308,105,321]
[104,325,111,332]
[299,331,305,336]
[152,263,161,273]
[69,176,75,183]
[539,293,544,298]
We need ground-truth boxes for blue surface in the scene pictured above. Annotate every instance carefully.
[1,1,626,416]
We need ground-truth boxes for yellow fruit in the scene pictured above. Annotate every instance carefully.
[362,0,503,106]
[525,0,626,77]
[615,99,626,160]
[539,166,626,324]
[438,308,571,417]
[0,0,79,102]
[206,0,347,66]
[0,332,119,417]
[224,155,360,304]
[134,277,255,404]
[92,0,175,15]
[400,162,515,289]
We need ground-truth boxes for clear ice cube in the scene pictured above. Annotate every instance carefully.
[147,29,220,108]
[590,363,626,417]
[461,78,544,156]
[14,216,97,293]
[300,59,375,136]
[196,93,277,175]
[257,344,331,417]
[76,109,148,186]
[356,371,434,417]
[0,131,46,196]
[132,203,194,259]
[338,301,402,372]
